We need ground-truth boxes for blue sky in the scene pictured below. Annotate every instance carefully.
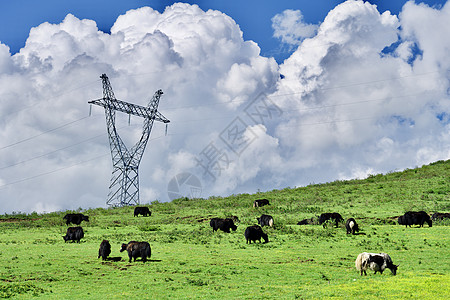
[0,0,449,213]
[1,0,446,63]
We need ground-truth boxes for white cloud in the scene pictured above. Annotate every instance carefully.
[0,3,279,214]
[0,44,13,73]
[272,9,318,45]
[272,0,450,186]
[0,1,449,214]
[400,0,450,70]
[207,125,283,195]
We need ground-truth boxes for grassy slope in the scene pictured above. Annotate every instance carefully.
[0,160,449,299]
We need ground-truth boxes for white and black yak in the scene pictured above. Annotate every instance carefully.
[355,252,398,276]
[253,199,270,208]
[257,214,274,227]
[345,218,359,235]
[120,241,151,263]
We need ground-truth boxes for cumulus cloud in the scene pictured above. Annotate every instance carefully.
[0,3,278,214]
[272,0,450,183]
[272,9,318,45]
[0,1,449,214]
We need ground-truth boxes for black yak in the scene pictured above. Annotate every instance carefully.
[63,213,89,225]
[431,212,450,221]
[398,211,432,227]
[228,215,240,223]
[120,241,151,263]
[318,213,344,228]
[134,207,151,217]
[297,218,314,225]
[244,225,269,244]
[63,226,84,243]
[98,240,111,260]
[210,218,237,233]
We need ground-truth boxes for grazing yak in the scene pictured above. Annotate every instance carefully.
[63,213,89,225]
[244,225,269,244]
[253,199,270,208]
[398,211,432,227]
[120,241,151,263]
[134,206,151,217]
[210,218,237,233]
[63,226,84,243]
[345,218,360,235]
[297,218,314,225]
[355,252,398,276]
[431,212,450,221]
[318,212,344,228]
[228,215,240,223]
[98,240,111,261]
[257,214,274,227]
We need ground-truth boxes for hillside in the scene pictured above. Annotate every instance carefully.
[2,159,449,223]
[0,160,449,298]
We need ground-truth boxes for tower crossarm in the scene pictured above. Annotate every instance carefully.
[88,98,170,123]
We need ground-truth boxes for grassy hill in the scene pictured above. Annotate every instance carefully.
[0,160,449,299]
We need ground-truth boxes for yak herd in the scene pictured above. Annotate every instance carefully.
[63,209,154,263]
[61,201,447,276]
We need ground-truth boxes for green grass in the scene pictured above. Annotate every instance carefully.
[0,160,449,299]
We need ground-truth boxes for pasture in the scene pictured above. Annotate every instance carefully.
[0,160,449,299]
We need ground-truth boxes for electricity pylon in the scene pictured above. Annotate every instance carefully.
[89,74,169,207]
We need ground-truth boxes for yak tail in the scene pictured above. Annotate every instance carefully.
[145,245,152,259]
[355,253,364,271]
[269,218,274,227]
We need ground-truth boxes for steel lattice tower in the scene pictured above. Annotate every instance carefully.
[89,74,169,207]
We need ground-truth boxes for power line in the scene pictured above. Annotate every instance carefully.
[0,86,431,184]
[0,70,443,183]
[4,78,100,117]
[1,87,433,152]
[0,134,168,189]
[0,131,106,170]
[161,70,441,111]
[0,153,109,190]
[0,116,91,151]
[0,122,153,171]
[166,90,435,125]
[1,70,440,150]
[0,86,438,167]
[165,115,379,137]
